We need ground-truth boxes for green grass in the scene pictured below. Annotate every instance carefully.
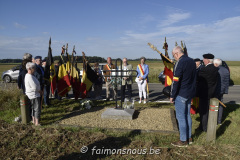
[225,61,240,66]
[0,86,240,159]
[0,64,19,81]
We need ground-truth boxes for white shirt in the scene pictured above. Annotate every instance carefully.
[25,73,41,99]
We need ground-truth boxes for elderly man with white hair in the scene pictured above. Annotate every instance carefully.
[197,53,218,132]
[213,58,230,125]
[25,62,42,126]
[170,46,196,147]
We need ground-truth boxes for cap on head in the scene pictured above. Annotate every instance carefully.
[194,58,201,62]
[35,56,42,60]
[203,53,214,59]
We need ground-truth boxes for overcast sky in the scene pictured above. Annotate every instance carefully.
[0,0,240,60]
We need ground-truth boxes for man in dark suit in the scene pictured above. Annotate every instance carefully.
[197,53,219,132]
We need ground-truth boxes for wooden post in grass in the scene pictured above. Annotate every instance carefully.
[20,95,31,124]
[206,98,219,142]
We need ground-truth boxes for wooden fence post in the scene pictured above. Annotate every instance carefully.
[20,95,31,124]
[206,98,219,142]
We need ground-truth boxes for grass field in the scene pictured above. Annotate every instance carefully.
[0,61,239,84]
[0,85,240,159]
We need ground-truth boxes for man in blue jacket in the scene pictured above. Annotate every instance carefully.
[213,58,230,125]
[170,46,196,147]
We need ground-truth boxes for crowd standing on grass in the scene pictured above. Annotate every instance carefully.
[169,46,230,147]
[17,47,229,141]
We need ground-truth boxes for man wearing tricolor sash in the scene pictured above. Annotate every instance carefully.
[136,56,149,104]
[170,46,196,147]
[103,57,117,101]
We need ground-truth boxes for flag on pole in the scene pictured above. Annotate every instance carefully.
[44,37,56,93]
[57,57,71,97]
[70,46,81,100]
[80,52,98,98]
[161,54,174,87]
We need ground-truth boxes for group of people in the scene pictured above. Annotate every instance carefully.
[18,53,46,126]
[96,56,149,104]
[17,53,151,125]
[170,46,230,147]
[17,48,229,138]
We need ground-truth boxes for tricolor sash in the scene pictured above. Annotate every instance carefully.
[105,64,111,81]
[106,64,111,71]
[138,64,149,97]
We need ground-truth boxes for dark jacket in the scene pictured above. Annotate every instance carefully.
[34,64,44,90]
[170,55,196,100]
[198,63,218,99]
[216,65,230,95]
[17,59,31,94]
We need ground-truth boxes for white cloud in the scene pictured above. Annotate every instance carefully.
[0,16,240,60]
[158,12,191,27]
[121,16,240,60]
[14,22,27,29]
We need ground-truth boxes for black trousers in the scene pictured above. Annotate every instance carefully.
[199,97,210,132]
[121,84,132,102]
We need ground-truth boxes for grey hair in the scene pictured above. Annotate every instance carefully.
[26,62,36,70]
[213,58,222,66]
[172,46,184,54]
[209,59,214,63]
[23,53,32,60]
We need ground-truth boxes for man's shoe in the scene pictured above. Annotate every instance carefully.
[188,138,193,145]
[106,98,110,101]
[171,140,188,147]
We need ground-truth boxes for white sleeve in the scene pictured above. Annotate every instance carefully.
[26,75,39,92]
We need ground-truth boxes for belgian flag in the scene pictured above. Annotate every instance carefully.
[160,54,174,87]
[44,38,56,93]
[80,57,98,98]
[70,60,81,100]
[57,57,71,97]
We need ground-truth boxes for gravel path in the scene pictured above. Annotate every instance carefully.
[58,107,177,132]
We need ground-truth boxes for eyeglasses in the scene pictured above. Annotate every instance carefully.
[172,52,177,58]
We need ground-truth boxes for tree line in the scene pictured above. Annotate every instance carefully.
[0,56,161,63]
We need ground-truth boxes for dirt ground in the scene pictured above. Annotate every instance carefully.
[58,107,178,133]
